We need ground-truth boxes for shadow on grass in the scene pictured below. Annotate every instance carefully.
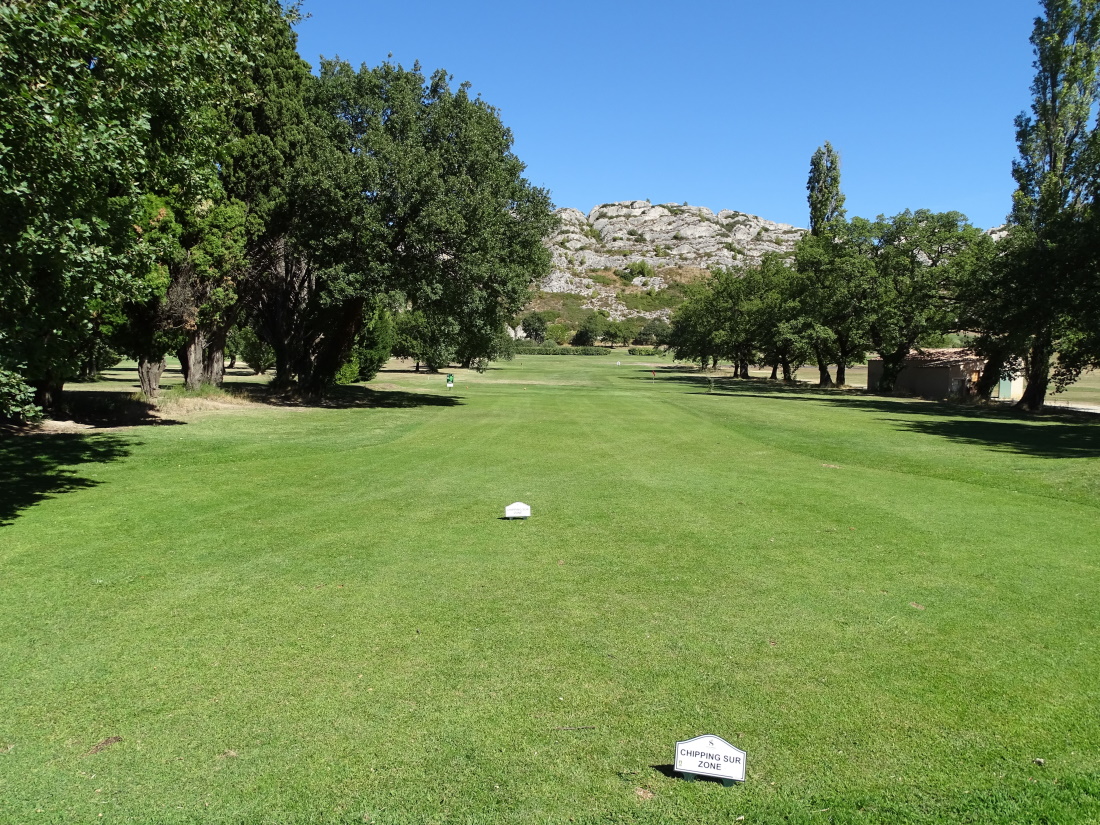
[0,432,133,527]
[225,382,461,410]
[58,391,184,428]
[651,374,1100,459]
[649,764,733,785]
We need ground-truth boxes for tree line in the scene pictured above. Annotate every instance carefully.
[669,0,1100,411]
[0,1,555,419]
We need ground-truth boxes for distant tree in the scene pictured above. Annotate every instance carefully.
[546,323,573,345]
[232,325,276,375]
[572,312,607,347]
[668,286,721,369]
[794,216,876,386]
[521,312,548,343]
[635,318,670,346]
[745,255,813,381]
[867,210,993,393]
[603,319,633,347]
[807,141,847,236]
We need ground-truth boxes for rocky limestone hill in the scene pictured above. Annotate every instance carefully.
[533,200,805,322]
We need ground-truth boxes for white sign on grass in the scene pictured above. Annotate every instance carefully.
[674,734,746,783]
[504,502,531,519]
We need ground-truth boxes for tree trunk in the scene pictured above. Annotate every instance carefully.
[769,363,778,380]
[1017,337,1052,411]
[32,376,64,414]
[816,357,834,388]
[178,330,205,390]
[201,342,225,386]
[875,344,912,394]
[835,363,847,386]
[781,356,793,382]
[137,357,166,398]
[203,346,224,386]
[739,359,749,379]
[975,348,1008,401]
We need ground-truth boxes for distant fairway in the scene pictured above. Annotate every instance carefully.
[2,357,1098,824]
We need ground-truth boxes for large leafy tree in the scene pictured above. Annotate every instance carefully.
[973,0,1100,409]
[0,0,270,411]
[262,59,556,394]
[867,210,993,393]
[794,217,877,387]
[745,255,813,382]
[795,143,873,386]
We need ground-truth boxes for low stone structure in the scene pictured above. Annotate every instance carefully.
[867,349,986,398]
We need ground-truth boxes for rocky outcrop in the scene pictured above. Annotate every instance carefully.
[537,200,806,320]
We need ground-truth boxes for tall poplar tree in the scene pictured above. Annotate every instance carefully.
[1002,0,1100,410]
[807,141,846,236]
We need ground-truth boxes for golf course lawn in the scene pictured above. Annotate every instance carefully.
[2,356,1098,823]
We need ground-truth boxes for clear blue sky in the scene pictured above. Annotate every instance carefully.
[294,0,1041,230]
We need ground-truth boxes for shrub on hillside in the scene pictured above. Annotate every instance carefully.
[546,323,573,345]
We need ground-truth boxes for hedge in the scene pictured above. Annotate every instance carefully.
[513,346,610,356]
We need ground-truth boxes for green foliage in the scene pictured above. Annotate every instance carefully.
[571,312,608,347]
[807,141,847,235]
[621,260,656,282]
[0,0,276,408]
[635,317,671,346]
[230,325,275,375]
[653,244,671,257]
[0,369,41,422]
[334,356,361,385]
[353,307,395,382]
[602,319,634,347]
[965,0,1100,409]
[627,347,664,356]
[866,210,991,392]
[618,284,686,312]
[513,345,609,355]
[273,59,556,392]
[520,312,548,344]
[546,323,573,345]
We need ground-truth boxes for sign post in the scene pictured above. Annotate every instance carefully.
[504,502,531,519]
[674,734,746,786]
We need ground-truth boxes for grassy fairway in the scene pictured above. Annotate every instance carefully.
[2,357,1098,824]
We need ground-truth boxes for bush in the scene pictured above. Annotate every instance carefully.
[334,357,360,385]
[628,347,664,356]
[0,368,41,422]
[353,307,394,381]
[546,323,573,345]
[235,326,276,374]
